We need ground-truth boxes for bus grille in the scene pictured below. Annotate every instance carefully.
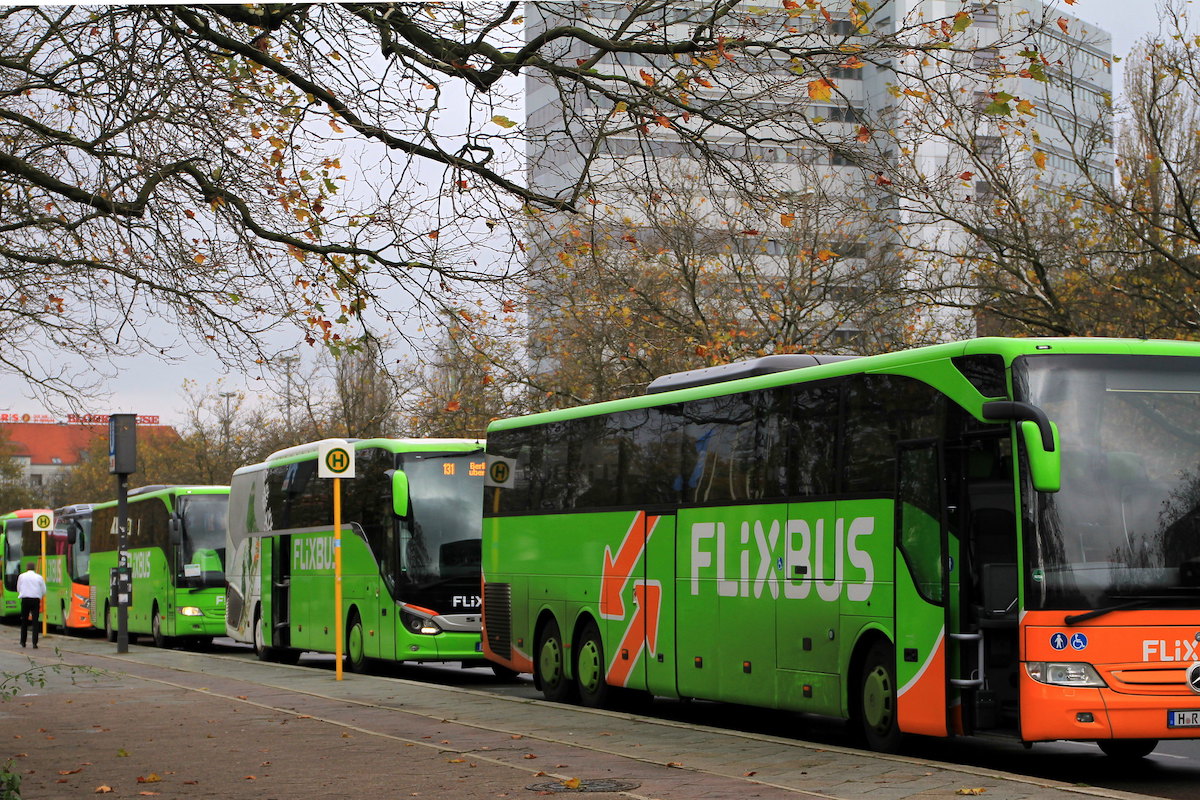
[483,582,512,661]
[1104,664,1193,696]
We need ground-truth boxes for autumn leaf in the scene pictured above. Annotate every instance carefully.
[1016,98,1036,115]
[807,78,835,101]
[956,790,987,796]
[59,769,82,775]
[856,125,871,143]
[137,774,162,783]
[445,401,462,412]
[193,254,206,265]
[523,753,538,759]
[428,230,440,239]
[780,212,796,228]
[816,249,839,262]
[448,758,466,763]
[666,761,684,768]
[958,171,974,180]
[1056,17,1069,33]
[639,69,656,87]
[329,119,344,133]
[951,11,972,33]
[491,114,517,129]
[874,173,893,186]
[139,793,161,797]
[1033,151,1047,170]
[116,749,130,758]
[562,778,582,790]
[95,788,113,794]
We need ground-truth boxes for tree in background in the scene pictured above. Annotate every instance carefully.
[0,3,1040,402]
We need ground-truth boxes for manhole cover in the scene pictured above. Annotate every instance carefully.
[526,778,641,793]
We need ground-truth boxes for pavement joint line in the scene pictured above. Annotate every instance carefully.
[38,640,1157,800]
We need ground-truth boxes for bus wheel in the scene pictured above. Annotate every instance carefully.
[535,618,575,703]
[104,605,117,643]
[151,608,171,649]
[575,621,610,709]
[1098,739,1158,759]
[346,611,368,674]
[490,663,520,681]
[253,610,275,662]
[858,640,902,752]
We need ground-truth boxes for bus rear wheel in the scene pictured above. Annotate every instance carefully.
[575,621,610,709]
[535,618,575,703]
[1098,739,1157,759]
[346,611,368,674]
[858,640,902,752]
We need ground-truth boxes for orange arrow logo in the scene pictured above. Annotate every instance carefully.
[599,512,658,620]
[608,580,662,687]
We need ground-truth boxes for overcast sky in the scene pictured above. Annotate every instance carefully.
[7,0,1169,428]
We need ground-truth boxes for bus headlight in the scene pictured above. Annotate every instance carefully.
[401,608,441,635]
[1026,661,1107,687]
[179,607,204,617]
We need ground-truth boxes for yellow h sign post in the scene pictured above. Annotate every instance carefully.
[317,440,355,680]
[31,510,54,637]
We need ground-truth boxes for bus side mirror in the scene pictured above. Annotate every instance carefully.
[1021,419,1061,493]
[982,400,1061,493]
[67,528,76,545]
[168,517,182,547]
[392,470,410,518]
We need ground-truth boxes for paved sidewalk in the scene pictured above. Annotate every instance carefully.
[0,633,1155,800]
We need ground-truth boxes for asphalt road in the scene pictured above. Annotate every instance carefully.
[183,639,1200,800]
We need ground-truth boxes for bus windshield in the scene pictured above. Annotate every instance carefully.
[1017,354,1200,609]
[178,494,228,575]
[398,451,485,609]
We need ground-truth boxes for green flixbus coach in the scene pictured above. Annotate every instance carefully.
[483,338,1200,758]
[89,485,229,647]
[0,509,36,618]
[225,438,495,673]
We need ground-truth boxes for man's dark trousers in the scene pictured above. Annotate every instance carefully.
[19,598,40,648]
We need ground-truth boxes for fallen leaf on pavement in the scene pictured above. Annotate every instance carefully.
[95,787,113,794]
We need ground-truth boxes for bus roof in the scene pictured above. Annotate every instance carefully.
[234,437,485,476]
[89,485,229,511]
[487,336,1200,432]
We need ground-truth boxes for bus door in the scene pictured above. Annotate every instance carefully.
[894,440,956,737]
[269,533,293,649]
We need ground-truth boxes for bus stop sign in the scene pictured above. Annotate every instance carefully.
[318,439,355,479]
[31,510,54,532]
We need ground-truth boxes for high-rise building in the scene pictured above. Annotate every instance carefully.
[522,1,1113,351]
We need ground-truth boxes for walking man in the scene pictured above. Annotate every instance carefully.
[17,561,46,649]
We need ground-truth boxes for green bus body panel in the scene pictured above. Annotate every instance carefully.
[88,487,229,639]
[489,498,897,716]
[230,438,487,663]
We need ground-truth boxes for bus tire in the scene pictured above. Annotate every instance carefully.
[490,663,520,681]
[346,611,368,674]
[575,620,611,709]
[1098,739,1157,759]
[858,639,902,752]
[151,608,171,649]
[535,618,575,703]
[253,609,275,662]
[104,604,117,643]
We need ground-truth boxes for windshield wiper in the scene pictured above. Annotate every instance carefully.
[1065,599,1154,625]
[1065,591,1200,625]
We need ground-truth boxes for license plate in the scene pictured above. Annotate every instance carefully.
[1168,710,1200,728]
